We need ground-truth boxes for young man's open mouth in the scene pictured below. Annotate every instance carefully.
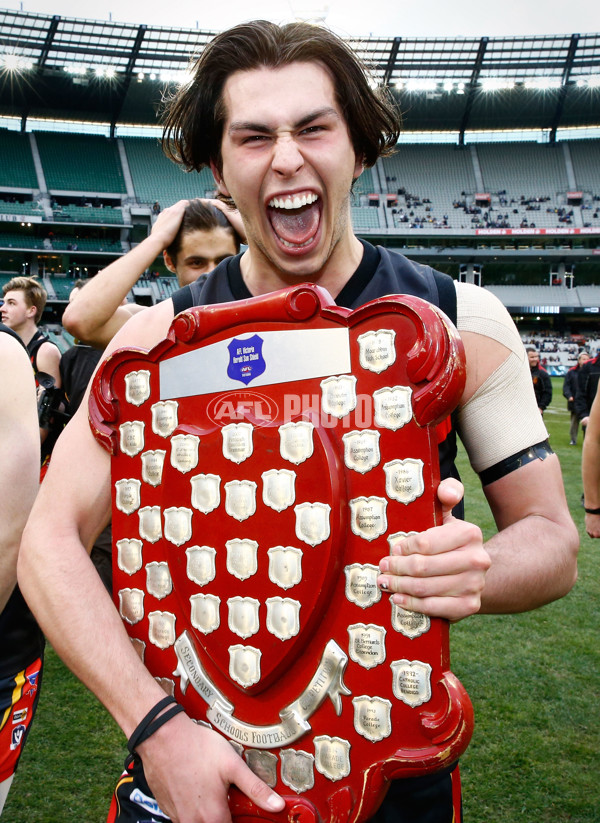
[267,191,322,255]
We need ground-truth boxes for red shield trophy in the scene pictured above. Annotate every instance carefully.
[89,284,473,823]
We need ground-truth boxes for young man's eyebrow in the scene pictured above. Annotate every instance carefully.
[228,107,340,135]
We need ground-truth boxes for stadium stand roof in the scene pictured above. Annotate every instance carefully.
[0,10,599,138]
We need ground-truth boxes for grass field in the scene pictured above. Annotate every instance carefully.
[3,377,599,822]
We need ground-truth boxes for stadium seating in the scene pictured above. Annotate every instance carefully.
[35,132,127,193]
[0,129,38,188]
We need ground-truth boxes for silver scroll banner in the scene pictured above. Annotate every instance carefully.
[173,631,350,749]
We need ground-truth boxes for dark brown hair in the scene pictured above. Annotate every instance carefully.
[162,20,400,174]
[166,199,241,262]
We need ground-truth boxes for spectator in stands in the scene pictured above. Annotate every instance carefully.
[62,199,241,349]
[582,384,600,538]
[574,352,600,434]
[563,350,590,444]
[0,324,43,815]
[19,20,578,823]
[1,275,62,471]
[526,345,552,414]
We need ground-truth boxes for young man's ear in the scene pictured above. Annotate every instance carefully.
[210,161,231,199]
[162,250,177,274]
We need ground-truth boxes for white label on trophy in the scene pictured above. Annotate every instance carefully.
[387,530,418,550]
[391,604,431,639]
[294,501,331,547]
[349,496,388,542]
[245,750,278,788]
[119,421,145,457]
[145,561,172,600]
[267,546,303,590]
[225,480,257,522]
[190,593,221,634]
[228,596,260,639]
[373,386,413,431]
[148,610,176,650]
[124,369,151,406]
[391,659,432,708]
[280,749,315,793]
[347,623,387,669]
[151,400,179,438]
[170,433,200,474]
[320,375,357,419]
[352,696,392,742]
[266,597,301,641]
[262,469,296,512]
[164,506,193,547]
[186,545,217,586]
[314,735,351,782]
[115,478,141,515]
[191,474,221,515]
[279,420,314,465]
[384,458,425,505]
[229,645,261,688]
[342,430,381,474]
[141,449,166,487]
[116,538,143,575]
[138,506,162,543]
[222,422,254,464]
[357,329,396,374]
[344,563,382,608]
[118,588,144,625]
[226,539,259,581]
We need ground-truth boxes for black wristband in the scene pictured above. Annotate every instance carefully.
[584,506,600,515]
[127,697,184,754]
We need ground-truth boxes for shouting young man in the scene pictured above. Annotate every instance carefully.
[19,20,578,823]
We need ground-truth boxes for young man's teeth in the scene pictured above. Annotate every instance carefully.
[279,234,315,249]
[269,193,318,209]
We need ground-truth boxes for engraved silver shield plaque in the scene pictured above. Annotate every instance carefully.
[190,473,221,515]
[222,422,254,464]
[384,458,425,505]
[279,420,314,465]
[391,659,432,708]
[294,502,331,547]
[148,610,176,650]
[170,433,200,474]
[347,623,387,669]
[357,329,396,374]
[119,421,145,457]
[262,469,296,512]
[391,604,431,639]
[186,545,217,586]
[387,530,418,549]
[344,563,382,609]
[138,505,162,543]
[115,478,141,515]
[267,546,303,590]
[190,593,221,634]
[131,637,145,661]
[342,430,381,474]
[228,596,260,639]
[224,480,257,522]
[164,506,193,547]
[145,561,172,600]
[226,539,258,581]
[320,375,357,419]
[313,735,351,782]
[280,749,315,794]
[118,588,144,625]
[116,538,143,575]
[151,400,178,438]
[349,496,388,542]
[156,677,175,697]
[373,386,413,431]
[124,369,151,406]
[266,597,301,641]
[245,750,277,788]
[352,696,392,742]
[141,449,166,487]
[229,644,261,688]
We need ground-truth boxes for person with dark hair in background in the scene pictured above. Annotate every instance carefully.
[563,350,590,444]
[62,199,241,350]
[526,345,552,414]
[19,20,578,823]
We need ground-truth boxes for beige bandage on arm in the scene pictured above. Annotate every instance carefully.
[454,282,548,475]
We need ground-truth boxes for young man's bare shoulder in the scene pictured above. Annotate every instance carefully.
[105,298,176,356]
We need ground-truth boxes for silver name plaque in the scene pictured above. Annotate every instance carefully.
[342,429,381,474]
[115,478,141,515]
[384,458,425,505]
[314,735,351,782]
[151,400,178,438]
[352,695,392,742]
[391,604,431,639]
[119,421,145,457]
[344,563,382,609]
[267,546,303,590]
[373,386,413,431]
[279,420,314,465]
[124,369,151,406]
[349,496,388,542]
[262,468,296,512]
[347,623,386,669]
[280,749,315,794]
[357,329,396,374]
[391,659,432,708]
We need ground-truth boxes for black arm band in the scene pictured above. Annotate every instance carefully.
[127,696,184,754]
[478,440,554,487]
[584,506,600,515]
